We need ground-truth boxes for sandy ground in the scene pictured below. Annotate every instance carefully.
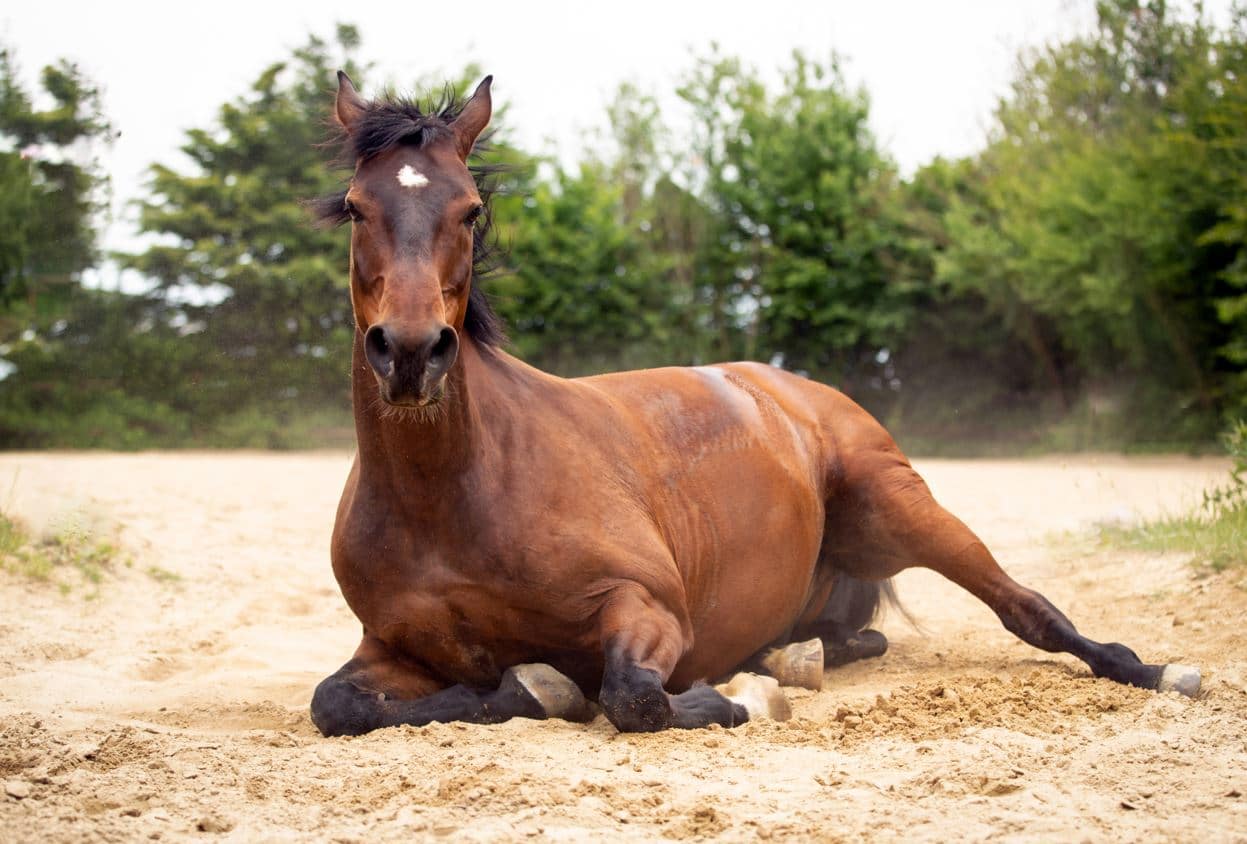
[1,451,1245,842]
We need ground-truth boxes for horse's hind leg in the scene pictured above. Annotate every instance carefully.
[310,636,592,737]
[797,575,890,667]
[757,576,889,690]
[839,451,1200,697]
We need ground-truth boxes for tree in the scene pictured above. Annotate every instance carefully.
[491,82,701,374]
[0,44,111,328]
[678,51,921,390]
[936,0,1247,439]
[494,160,669,373]
[115,26,368,439]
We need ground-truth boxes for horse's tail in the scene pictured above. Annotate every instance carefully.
[822,575,921,632]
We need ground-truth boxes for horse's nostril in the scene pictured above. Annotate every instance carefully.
[430,327,457,363]
[364,325,395,377]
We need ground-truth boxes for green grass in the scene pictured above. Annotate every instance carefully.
[145,565,182,584]
[1098,506,1247,571]
[0,509,135,597]
[0,511,27,557]
[1098,419,1247,572]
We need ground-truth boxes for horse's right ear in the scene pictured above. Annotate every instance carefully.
[335,70,366,132]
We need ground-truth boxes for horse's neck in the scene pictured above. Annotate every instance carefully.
[350,332,516,479]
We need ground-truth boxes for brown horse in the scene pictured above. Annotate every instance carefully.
[309,73,1199,737]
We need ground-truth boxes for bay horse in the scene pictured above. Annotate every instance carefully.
[309,73,1200,737]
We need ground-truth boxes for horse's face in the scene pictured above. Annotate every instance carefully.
[336,74,492,407]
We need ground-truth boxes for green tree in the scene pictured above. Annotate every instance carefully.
[882,156,1074,444]
[490,81,702,374]
[494,159,668,373]
[0,44,111,328]
[117,26,367,434]
[678,51,921,390]
[936,0,1247,439]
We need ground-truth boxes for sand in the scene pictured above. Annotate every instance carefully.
[1,451,1245,842]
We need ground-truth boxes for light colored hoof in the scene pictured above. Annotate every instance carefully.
[761,638,824,691]
[1158,663,1201,698]
[506,664,592,722]
[716,672,792,722]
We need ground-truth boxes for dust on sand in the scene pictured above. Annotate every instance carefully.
[1,452,1245,842]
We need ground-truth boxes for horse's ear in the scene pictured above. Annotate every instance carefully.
[452,75,492,160]
[335,70,366,132]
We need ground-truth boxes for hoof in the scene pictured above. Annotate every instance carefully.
[504,664,592,722]
[761,638,824,691]
[826,628,889,667]
[715,672,792,722]
[1157,663,1201,698]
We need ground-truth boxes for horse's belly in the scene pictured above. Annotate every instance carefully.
[664,457,828,687]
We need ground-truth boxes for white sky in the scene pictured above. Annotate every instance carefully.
[0,0,1234,260]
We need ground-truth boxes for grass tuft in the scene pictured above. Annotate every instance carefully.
[0,509,134,597]
[145,565,182,584]
[1098,507,1247,571]
[1098,420,1247,571]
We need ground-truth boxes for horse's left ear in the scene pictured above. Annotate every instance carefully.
[452,76,493,160]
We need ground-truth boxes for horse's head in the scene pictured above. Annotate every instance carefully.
[330,72,494,407]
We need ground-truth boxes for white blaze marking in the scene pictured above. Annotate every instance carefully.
[397,164,429,188]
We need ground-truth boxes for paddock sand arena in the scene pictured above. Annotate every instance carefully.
[1,452,1245,842]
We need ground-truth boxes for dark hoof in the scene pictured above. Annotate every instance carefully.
[826,628,888,667]
[501,664,592,722]
[669,684,746,729]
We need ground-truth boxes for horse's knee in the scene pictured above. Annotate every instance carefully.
[310,672,376,737]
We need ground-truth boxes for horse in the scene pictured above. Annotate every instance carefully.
[308,73,1200,738]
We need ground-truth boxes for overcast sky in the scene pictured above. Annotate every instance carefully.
[1,0,1234,260]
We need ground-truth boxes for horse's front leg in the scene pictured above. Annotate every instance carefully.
[310,635,591,737]
[595,586,782,731]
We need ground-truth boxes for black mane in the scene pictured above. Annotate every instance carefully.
[312,86,506,348]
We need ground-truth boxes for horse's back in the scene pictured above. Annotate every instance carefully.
[578,359,887,489]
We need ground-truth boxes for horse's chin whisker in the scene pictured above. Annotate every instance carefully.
[368,383,454,426]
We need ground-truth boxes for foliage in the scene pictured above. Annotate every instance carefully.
[1100,419,1247,570]
[677,52,920,389]
[3,6,1246,451]
[936,1,1247,440]
[1203,419,1247,518]
[0,43,111,335]
[495,161,670,373]
[1100,504,1247,571]
[115,25,366,431]
[868,155,1058,440]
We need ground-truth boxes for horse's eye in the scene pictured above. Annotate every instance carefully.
[345,199,363,223]
[464,205,483,228]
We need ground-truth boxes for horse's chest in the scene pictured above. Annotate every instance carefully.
[372,585,569,687]
[334,524,584,686]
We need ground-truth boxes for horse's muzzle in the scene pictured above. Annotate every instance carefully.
[364,322,459,406]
